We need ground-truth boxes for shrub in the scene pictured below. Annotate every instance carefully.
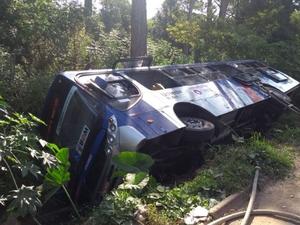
[148,38,191,65]
[0,99,72,222]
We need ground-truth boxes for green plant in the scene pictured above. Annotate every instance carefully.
[113,151,154,174]
[146,204,174,225]
[43,142,80,218]
[88,151,154,225]
[147,38,190,65]
[210,133,293,194]
[90,189,142,225]
[147,186,210,219]
[107,150,213,221]
[0,99,73,222]
[112,151,154,183]
[0,112,46,220]
[247,134,293,177]
[0,96,8,109]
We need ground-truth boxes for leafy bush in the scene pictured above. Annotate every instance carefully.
[0,99,72,222]
[89,189,142,225]
[93,28,130,68]
[148,38,191,65]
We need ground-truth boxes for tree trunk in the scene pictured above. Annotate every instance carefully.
[187,0,196,20]
[207,0,213,22]
[131,0,147,57]
[84,0,92,17]
[84,0,93,33]
[194,48,201,63]
[219,0,230,19]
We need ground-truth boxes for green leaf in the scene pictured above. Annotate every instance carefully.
[46,143,60,154]
[45,165,70,187]
[29,113,46,126]
[4,115,20,124]
[112,151,154,174]
[55,147,70,167]
[119,172,149,190]
[7,185,42,217]
[130,172,147,184]
[0,120,10,126]
[19,162,42,179]
[0,96,9,110]
[156,185,167,193]
[44,144,70,187]
[112,170,127,178]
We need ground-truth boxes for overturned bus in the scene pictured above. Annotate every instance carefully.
[41,57,299,203]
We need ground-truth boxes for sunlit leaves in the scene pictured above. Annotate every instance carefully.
[45,165,70,187]
[54,147,70,167]
[44,143,70,187]
[29,113,46,126]
[45,142,60,153]
[112,151,154,174]
[167,20,201,48]
[119,172,150,190]
[148,38,190,65]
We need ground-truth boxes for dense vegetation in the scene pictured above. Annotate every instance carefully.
[0,98,78,224]
[0,0,300,113]
[0,0,300,224]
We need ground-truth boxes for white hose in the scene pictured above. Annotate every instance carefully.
[240,166,260,225]
[207,166,300,225]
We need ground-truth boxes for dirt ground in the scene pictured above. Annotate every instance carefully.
[227,153,300,225]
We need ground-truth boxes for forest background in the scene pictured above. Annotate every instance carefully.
[1,0,300,113]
